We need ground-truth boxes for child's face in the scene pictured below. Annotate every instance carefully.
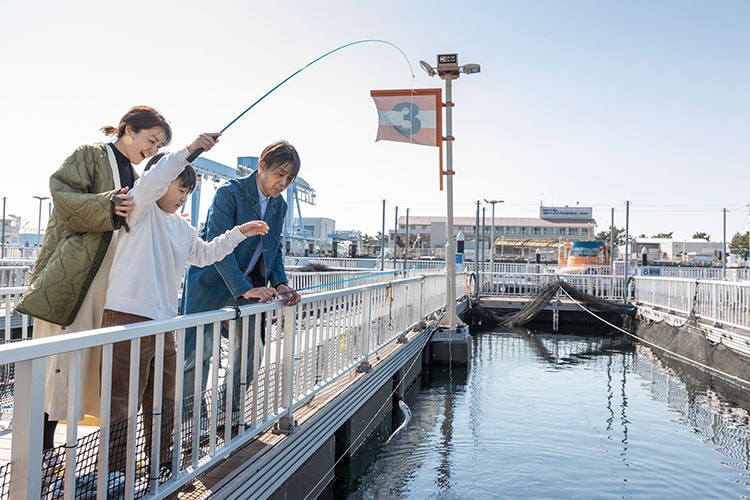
[157,178,190,213]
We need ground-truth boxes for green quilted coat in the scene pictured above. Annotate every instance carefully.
[16,143,134,326]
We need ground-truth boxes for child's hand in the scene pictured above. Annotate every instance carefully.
[187,133,220,155]
[239,220,269,237]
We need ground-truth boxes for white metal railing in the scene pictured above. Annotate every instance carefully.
[634,276,750,333]
[0,273,453,499]
[0,287,31,341]
[285,256,447,272]
[287,269,420,295]
[0,268,30,288]
[477,272,626,301]
[0,247,38,261]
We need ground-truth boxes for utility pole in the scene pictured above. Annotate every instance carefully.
[1,197,6,259]
[33,195,50,247]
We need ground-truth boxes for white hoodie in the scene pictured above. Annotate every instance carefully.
[104,147,245,320]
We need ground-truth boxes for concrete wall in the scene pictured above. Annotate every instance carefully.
[632,307,750,388]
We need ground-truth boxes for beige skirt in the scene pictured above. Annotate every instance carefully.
[35,233,119,421]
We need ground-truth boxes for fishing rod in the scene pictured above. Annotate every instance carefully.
[187,38,414,162]
[278,267,420,295]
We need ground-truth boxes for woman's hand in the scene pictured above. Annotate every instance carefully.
[112,186,134,218]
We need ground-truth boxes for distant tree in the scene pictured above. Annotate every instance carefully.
[692,232,710,241]
[729,232,750,257]
[361,233,382,246]
[637,233,646,238]
[595,227,625,245]
[652,232,673,238]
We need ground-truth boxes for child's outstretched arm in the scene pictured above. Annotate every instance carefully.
[238,220,269,237]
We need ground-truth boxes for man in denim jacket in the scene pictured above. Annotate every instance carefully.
[181,140,302,409]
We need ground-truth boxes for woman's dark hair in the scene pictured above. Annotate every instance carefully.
[100,105,172,146]
[144,152,197,193]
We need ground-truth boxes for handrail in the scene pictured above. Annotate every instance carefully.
[0,273,452,499]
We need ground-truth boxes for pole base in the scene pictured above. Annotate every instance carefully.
[428,324,471,365]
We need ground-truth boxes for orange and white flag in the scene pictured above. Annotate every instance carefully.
[370,89,442,147]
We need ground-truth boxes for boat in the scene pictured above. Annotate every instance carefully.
[556,240,610,274]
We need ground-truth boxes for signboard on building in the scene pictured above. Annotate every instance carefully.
[540,206,593,220]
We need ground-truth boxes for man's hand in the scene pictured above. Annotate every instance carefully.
[276,284,300,306]
[241,286,280,303]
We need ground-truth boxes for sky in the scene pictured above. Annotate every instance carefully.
[1,0,748,243]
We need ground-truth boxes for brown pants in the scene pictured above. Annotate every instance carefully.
[102,309,176,472]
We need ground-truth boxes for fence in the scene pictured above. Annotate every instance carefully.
[0,272,453,499]
[477,272,627,301]
[634,276,750,334]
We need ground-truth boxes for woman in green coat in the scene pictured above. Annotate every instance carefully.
[16,105,172,452]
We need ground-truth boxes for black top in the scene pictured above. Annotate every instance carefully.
[108,143,135,190]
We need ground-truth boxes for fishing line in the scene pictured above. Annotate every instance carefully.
[188,38,415,162]
[278,267,425,295]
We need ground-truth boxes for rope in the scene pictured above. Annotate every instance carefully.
[302,316,436,500]
[558,285,750,387]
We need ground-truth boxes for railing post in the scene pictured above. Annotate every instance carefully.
[712,281,719,322]
[358,289,374,370]
[10,358,45,500]
[275,305,297,434]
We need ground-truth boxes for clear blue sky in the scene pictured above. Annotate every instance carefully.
[1,0,748,242]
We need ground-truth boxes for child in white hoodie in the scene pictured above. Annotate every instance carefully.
[102,133,268,473]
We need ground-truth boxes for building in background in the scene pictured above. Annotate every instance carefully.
[389,206,598,262]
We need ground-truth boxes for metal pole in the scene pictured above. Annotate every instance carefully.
[489,202,495,273]
[392,206,398,270]
[624,200,630,303]
[380,199,385,270]
[746,202,749,268]
[475,200,480,297]
[481,207,486,269]
[443,75,460,327]
[610,207,614,275]
[403,208,410,270]
[1,197,6,259]
[722,208,727,278]
[33,195,49,247]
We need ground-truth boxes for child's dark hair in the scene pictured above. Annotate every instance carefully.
[144,153,197,193]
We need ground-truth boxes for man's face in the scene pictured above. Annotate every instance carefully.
[257,161,296,198]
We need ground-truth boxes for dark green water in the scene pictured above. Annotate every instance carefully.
[338,328,750,499]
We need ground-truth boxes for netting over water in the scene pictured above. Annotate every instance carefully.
[488,280,634,328]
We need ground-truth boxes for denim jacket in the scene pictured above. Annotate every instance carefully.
[181,171,288,315]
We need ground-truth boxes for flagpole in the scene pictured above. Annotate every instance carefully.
[442,75,460,328]
[419,53,481,365]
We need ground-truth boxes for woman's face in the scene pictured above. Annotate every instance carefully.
[123,126,168,164]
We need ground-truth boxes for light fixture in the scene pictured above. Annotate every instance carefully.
[419,60,436,77]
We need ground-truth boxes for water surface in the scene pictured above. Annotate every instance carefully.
[340,329,750,499]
